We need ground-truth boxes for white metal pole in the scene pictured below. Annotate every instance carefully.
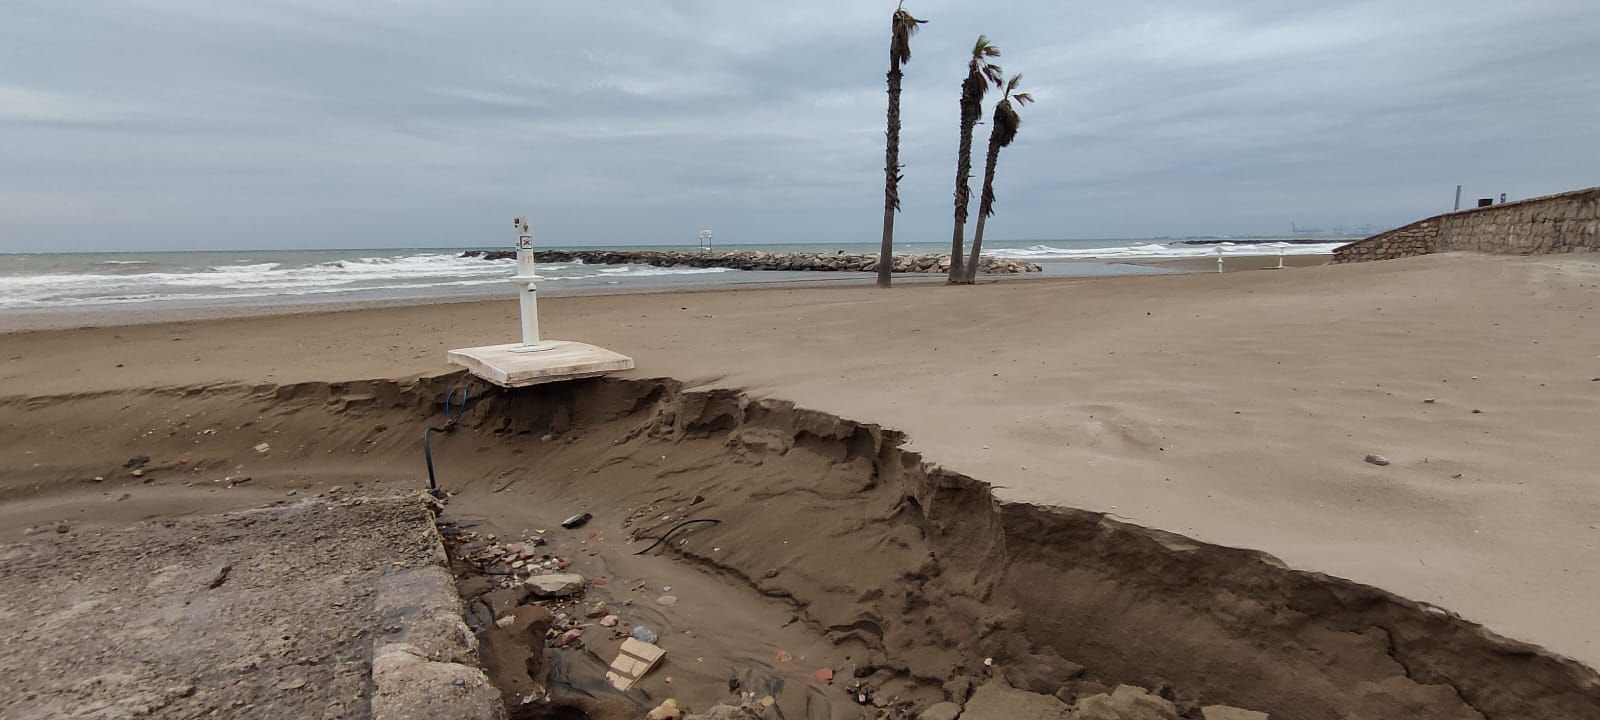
[509,217,552,352]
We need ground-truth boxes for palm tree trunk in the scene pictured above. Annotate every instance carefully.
[878,58,903,289]
[965,133,1002,283]
[946,122,971,282]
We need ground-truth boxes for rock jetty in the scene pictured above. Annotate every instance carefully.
[461,249,1041,275]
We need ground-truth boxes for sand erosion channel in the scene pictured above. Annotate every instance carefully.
[3,375,1597,719]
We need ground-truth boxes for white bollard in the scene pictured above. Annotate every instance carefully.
[1216,245,1224,273]
[509,217,554,353]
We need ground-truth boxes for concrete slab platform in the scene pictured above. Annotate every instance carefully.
[446,340,634,388]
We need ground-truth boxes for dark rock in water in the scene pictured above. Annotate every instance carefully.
[460,249,1042,275]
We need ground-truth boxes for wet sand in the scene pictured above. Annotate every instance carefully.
[4,250,1600,675]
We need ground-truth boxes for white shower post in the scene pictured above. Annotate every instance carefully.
[510,216,553,353]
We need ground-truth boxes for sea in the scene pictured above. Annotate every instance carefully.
[0,238,1347,314]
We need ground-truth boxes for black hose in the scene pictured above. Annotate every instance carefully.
[423,386,471,497]
[632,518,722,555]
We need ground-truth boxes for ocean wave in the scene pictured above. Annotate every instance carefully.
[0,252,733,309]
[985,242,1346,260]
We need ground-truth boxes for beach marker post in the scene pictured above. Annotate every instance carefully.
[509,217,551,353]
[444,216,635,387]
[1216,245,1225,273]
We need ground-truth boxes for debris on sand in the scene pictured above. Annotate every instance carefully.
[645,698,681,719]
[630,625,659,643]
[1201,705,1270,720]
[561,512,592,529]
[206,565,232,589]
[1365,454,1391,467]
[525,573,585,597]
[607,638,667,692]
[253,443,270,454]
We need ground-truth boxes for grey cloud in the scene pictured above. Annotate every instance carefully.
[1,0,1596,251]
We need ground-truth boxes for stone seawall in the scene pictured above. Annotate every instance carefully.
[1334,186,1600,263]
[461,249,1042,274]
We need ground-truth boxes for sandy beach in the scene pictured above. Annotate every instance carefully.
[4,251,1600,718]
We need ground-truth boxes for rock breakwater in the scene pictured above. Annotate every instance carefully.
[461,249,1041,275]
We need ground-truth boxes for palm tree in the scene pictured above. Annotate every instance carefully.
[878,1,926,289]
[947,36,1003,284]
[964,74,1034,283]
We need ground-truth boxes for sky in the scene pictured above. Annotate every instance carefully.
[1,0,1597,252]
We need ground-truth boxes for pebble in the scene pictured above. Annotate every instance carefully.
[631,625,660,643]
[585,601,608,618]
[495,616,515,629]
[656,595,678,607]
[1365,454,1391,467]
[814,668,835,683]
[254,442,270,454]
[600,615,619,628]
[554,628,584,647]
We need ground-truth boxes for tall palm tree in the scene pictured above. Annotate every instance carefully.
[964,74,1034,283]
[947,36,1002,285]
[878,1,926,289]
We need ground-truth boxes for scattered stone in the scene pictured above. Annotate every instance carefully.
[1423,398,1437,404]
[774,650,793,663]
[206,565,232,590]
[600,615,619,628]
[495,615,515,629]
[585,600,608,618]
[656,595,678,607]
[1365,454,1390,467]
[919,702,963,720]
[646,699,682,720]
[1471,408,1483,414]
[55,523,70,534]
[630,625,660,643]
[524,573,585,597]
[130,469,145,478]
[814,667,835,683]
[1201,706,1270,720]
[560,512,592,529]
[275,677,308,691]
[254,442,270,454]
[554,628,583,647]
[225,475,251,487]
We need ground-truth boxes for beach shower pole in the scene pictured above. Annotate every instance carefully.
[510,217,553,353]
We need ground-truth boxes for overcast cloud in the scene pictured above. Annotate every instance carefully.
[2,0,1596,252]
